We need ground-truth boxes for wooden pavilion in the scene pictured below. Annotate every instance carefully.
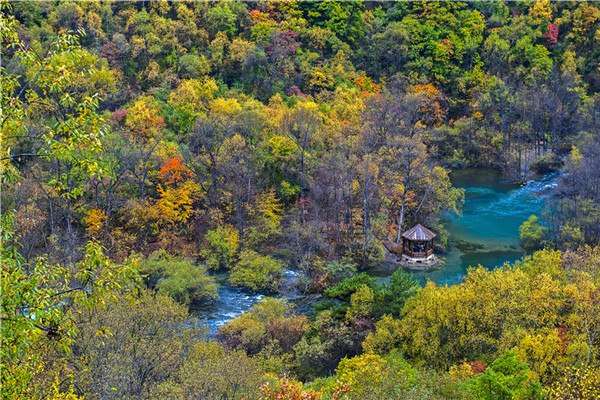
[401,224,436,262]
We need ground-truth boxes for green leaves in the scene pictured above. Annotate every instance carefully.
[229,249,284,291]
[467,350,542,400]
[139,250,218,305]
[1,216,138,398]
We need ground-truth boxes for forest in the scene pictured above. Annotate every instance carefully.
[1,1,600,399]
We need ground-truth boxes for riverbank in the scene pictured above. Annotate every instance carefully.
[192,169,558,333]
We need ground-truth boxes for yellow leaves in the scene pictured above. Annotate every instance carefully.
[268,135,298,159]
[336,353,387,396]
[546,366,600,399]
[449,362,475,383]
[167,77,218,113]
[308,69,335,92]
[399,263,572,370]
[352,179,360,194]
[363,315,403,355]
[529,1,553,24]
[346,285,374,321]
[125,95,164,140]
[268,93,285,109]
[129,35,146,58]
[253,188,283,229]
[516,329,563,381]
[210,97,241,117]
[261,374,321,400]
[84,208,107,234]
[568,146,583,168]
[156,181,201,226]
[562,51,578,78]
[357,154,380,182]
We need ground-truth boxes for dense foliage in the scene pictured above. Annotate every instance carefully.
[2,1,600,399]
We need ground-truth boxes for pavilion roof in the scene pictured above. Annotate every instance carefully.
[401,224,436,241]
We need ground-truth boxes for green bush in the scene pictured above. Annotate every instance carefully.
[467,350,542,400]
[139,250,218,305]
[324,273,376,302]
[325,261,357,287]
[229,249,283,291]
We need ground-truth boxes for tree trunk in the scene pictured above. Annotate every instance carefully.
[396,195,406,243]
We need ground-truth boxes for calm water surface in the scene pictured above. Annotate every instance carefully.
[408,168,557,285]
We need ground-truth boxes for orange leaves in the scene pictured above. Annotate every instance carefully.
[249,9,271,23]
[353,73,381,97]
[413,83,440,99]
[412,83,446,126]
[158,157,192,185]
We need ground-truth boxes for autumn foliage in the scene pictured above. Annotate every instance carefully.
[3,2,600,400]
[158,157,192,185]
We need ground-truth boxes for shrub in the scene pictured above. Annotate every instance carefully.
[150,341,264,400]
[325,261,357,287]
[217,298,308,357]
[467,350,542,400]
[324,273,376,302]
[530,153,562,174]
[229,249,283,291]
[139,250,218,305]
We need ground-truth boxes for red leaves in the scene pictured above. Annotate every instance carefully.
[542,23,558,49]
[286,85,308,98]
[467,360,488,375]
[266,30,301,59]
[158,157,192,185]
[110,109,128,124]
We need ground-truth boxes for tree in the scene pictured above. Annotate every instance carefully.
[201,225,239,270]
[519,215,549,251]
[122,95,165,200]
[261,374,321,400]
[1,23,111,264]
[219,133,255,241]
[1,8,138,399]
[150,341,264,400]
[283,101,323,204]
[139,250,218,305]
[70,290,195,399]
[467,350,542,400]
